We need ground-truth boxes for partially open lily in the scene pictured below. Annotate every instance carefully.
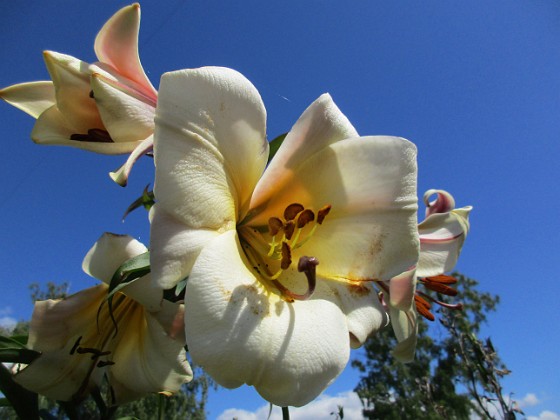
[0,4,156,186]
[149,66,419,406]
[383,189,472,362]
[13,233,192,404]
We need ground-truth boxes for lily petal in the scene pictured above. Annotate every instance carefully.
[90,72,154,145]
[43,51,103,132]
[424,189,455,217]
[94,3,157,99]
[109,135,154,186]
[250,93,358,211]
[82,232,162,311]
[390,306,418,363]
[185,230,351,407]
[13,285,107,401]
[107,301,192,403]
[0,81,55,118]
[388,268,417,311]
[417,206,472,277]
[252,136,419,281]
[153,67,268,231]
[149,206,221,289]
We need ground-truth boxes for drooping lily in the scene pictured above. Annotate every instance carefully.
[13,233,192,404]
[149,66,419,407]
[0,4,156,186]
[382,189,472,362]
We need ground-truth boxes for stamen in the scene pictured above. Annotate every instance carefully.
[268,217,284,236]
[296,209,315,228]
[284,203,304,221]
[70,129,114,143]
[419,277,458,296]
[281,242,292,269]
[317,205,332,224]
[284,220,296,240]
[97,360,115,368]
[76,347,112,360]
[414,295,435,321]
[417,291,463,312]
[89,90,95,99]
[424,274,457,285]
[70,336,82,355]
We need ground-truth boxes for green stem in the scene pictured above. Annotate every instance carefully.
[282,406,290,420]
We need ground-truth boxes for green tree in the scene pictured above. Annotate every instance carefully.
[353,273,519,419]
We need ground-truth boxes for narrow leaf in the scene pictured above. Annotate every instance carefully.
[0,363,39,419]
[0,348,40,364]
[268,133,287,164]
[122,185,155,221]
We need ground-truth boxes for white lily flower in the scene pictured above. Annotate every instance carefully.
[150,66,419,407]
[13,233,192,404]
[0,4,156,186]
[386,189,472,362]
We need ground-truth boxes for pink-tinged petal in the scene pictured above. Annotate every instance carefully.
[43,51,103,132]
[32,105,140,154]
[185,230,351,407]
[151,67,268,260]
[13,286,107,400]
[389,268,417,311]
[249,93,358,212]
[0,81,55,118]
[417,206,472,277]
[424,189,456,217]
[390,307,418,363]
[91,72,155,143]
[94,3,157,100]
[109,135,153,186]
[82,232,161,311]
[149,206,222,289]
[107,301,192,403]
[249,136,419,282]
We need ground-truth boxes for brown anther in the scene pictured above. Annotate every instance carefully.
[70,336,82,355]
[297,256,319,297]
[281,242,292,269]
[89,90,95,99]
[97,360,116,368]
[414,295,435,321]
[317,205,332,224]
[284,220,296,240]
[76,347,111,359]
[296,209,315,228]
[268,217,284,236]
[424,275,457,285]
[70,129,114,143]
[284,203,305,221]
[421,280,458,296]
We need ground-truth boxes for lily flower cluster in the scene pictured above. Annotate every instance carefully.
[1,3,472,411]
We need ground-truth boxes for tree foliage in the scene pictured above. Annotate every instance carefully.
[354,273,520,419]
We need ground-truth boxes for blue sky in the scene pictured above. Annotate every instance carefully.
[1,1,559,418]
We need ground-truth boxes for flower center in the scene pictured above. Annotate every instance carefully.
[238,202,331,301]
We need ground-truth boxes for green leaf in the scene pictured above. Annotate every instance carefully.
[268,133,287,164]
[0,335,27,350]
[0,348,40,364]
[0,363,38,419]
[0,397,10,407]
[100,251,151,337]
[122,185,155,221]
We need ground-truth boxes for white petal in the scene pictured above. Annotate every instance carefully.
[91,72,155,143]
[153,67,268,230]
[185,230,351,407]
[322,280,387,348]
[82,232,161,311]
[108,301,192,403]
[249,136,419,281]
[94,3,157,100]
[149,206,221,289]
[423,189,455,217]
[391,307,418,363]
[250,93,358,211]
[388,268,417,311]
[31,105,140,154]
[417,206,472,277]
[43,51,103,132]
[0,81,55,118]
[109,135,153,186]
[14,285,107,400]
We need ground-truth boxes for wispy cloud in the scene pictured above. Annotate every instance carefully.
[217,391,363,420]
[527,411,560,420]
[0,316,17,332]
[519,393,541,408]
